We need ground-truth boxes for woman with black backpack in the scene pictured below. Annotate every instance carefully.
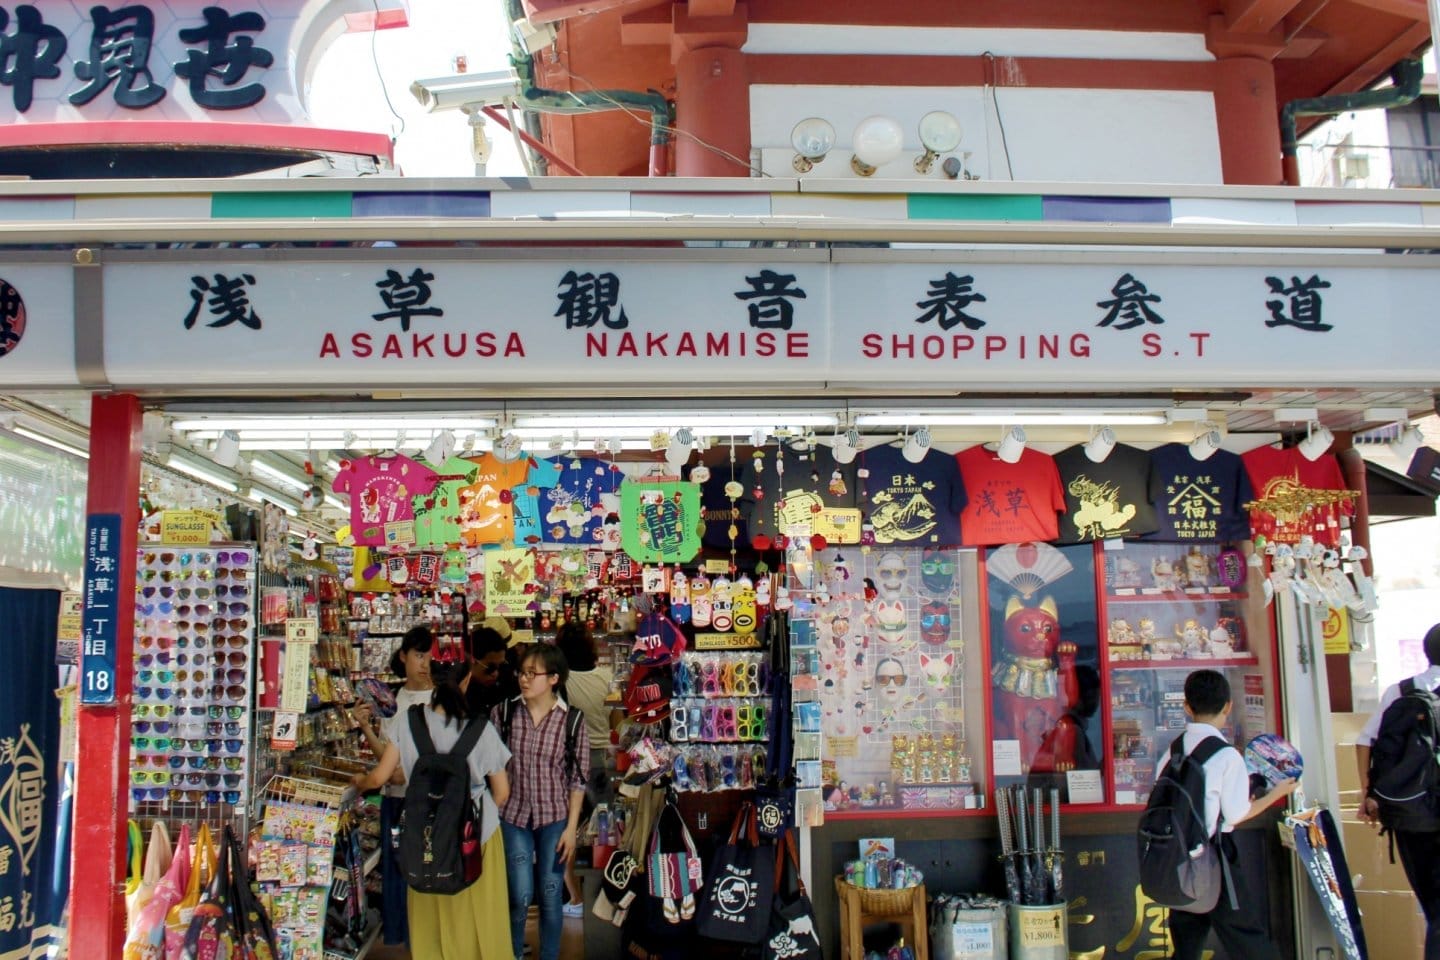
[353,654,513,960]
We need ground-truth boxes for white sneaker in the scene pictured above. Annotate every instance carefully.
[562,901,584,919]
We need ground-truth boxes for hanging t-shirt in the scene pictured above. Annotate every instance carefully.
[1053,443,1158,543]
[1143,444,1254,543]
[332,454,439,547]
[741,444,859,543]
[510,457,564,545]
[1241,446,1352,546]
[858,445,967,546]
[956,446,1066,546]
[413,455,480,550]
[541,457,625,545]
[457,453,532,547]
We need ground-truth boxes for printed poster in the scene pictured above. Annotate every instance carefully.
[484,547,536,616]
[620,481,702,563]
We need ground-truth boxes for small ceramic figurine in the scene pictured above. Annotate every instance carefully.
[1151,556,1180,591]
[1175,618,1208,657]
[1207,623,1236,657]
[1182,546,1214,588]
[1114,556,1144,589]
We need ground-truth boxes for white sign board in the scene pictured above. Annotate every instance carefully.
[0,265,78,386]
[96,250,1440,389]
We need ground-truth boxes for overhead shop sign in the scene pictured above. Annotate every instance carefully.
[0,1,403,125]
[93,250,1440,389]
[0,262,78,388]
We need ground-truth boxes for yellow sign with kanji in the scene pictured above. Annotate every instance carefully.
[1322,607,1351,655]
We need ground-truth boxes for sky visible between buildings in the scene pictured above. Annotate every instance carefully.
[309,0,527,177]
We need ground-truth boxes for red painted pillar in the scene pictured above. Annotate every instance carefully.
[70,393,141,958]
[672,3,750,178]
[1214,56,1283,186]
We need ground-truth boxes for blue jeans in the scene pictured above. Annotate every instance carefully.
[501,819,567,960]
[379,795,409,946]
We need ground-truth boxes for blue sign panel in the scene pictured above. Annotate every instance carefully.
[80,513,122,704]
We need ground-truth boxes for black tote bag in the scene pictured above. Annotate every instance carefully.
[763,829,822,960]
[696,802,775,944]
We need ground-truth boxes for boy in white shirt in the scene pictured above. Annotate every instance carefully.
[1163,669,1298,959]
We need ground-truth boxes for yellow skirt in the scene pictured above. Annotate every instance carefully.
[407,831,511,960]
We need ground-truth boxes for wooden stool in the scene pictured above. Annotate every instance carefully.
[834,877,928,960]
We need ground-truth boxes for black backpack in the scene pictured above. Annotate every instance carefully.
[1368,678,1440,834]
[1137,735,1236,913]
[398,705,488,895]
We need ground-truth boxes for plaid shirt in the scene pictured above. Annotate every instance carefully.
[492,696,589,828]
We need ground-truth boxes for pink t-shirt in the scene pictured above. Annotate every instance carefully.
[333,454,439,546]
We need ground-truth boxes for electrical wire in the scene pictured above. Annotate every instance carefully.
[559,65,774,177]
[370,0,405,138]
[982,52,1015,181]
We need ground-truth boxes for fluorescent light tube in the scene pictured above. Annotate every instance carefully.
[511,413,840,431]
[852,411,1166,427]
[11,426,89,459]
[249,459,314,492]
[166,454,239,492]
[172,416,498,432]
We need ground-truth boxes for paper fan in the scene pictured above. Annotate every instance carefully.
[987,542,1073,598]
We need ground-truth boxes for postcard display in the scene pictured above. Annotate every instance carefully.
[131,545,258,830]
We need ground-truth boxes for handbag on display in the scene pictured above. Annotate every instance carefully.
[225,827,280,960]
[127,821,172,931]
[123,822,191,960]
[763,829,823,960]
[696,802,775,945]
[646,798,704,923]
[756,611,795,840]
[166,823,217,958]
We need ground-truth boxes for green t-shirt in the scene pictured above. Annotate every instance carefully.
[414,456,480,549]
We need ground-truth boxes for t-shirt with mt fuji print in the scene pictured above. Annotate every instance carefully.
[956,446,1065,546]
[858,445,966,546]
[1241,445,1351,547]
[1053,443,1158,544]
[333,453,439,547]
[1143,443,1253,543]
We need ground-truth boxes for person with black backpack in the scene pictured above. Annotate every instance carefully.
[1357,622,1440,959]
[1143,670,1298,959]
[352,654,513,960]
[491,642,590,960]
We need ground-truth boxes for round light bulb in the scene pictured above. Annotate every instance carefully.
[851,115,904,169]
[918,111,962,153]
[790,117,836,160]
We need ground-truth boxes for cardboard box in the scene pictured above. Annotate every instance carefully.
[1355,890,1426,960]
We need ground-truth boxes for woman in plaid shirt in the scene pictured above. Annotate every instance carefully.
[491,643,590,960]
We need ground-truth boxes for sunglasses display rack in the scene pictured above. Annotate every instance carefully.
[131,544,258,837]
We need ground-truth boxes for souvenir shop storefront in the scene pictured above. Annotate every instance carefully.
[4,178,1437,960]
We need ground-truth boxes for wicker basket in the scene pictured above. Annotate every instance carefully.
[838,878,922,914]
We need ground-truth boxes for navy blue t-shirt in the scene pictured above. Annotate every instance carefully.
[858,445,967,546]
[1143,443,1254,543]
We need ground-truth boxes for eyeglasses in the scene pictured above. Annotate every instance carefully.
[519,671,551,681]
[208,705,244,720]
[205,790,243,805]
[140,586,176,598]
[134,704,173,718]
[137,601,173,616]
[217,635,248,650]
[133,736,171,751]
[133,720,172,734]
[215,583,250,598]
[203,772,244,788]
[921,612,951,628]
[131,770,168,785]
[476,661,501,675]
[921,558,955,575]
[135,686,174,700]
[210,739,244,755]
[176,586,212,600]
[132,787,166,803]
[876,673,907,686]
[207,722,243,737]
[211,684,247,702]
[217,551,250,565]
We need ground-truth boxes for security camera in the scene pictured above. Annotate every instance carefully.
[410,69,523,113]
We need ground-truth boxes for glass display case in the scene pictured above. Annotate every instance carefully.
[982,542,1102,804]
[814,546,989,816]
[1100,540,1279,805]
